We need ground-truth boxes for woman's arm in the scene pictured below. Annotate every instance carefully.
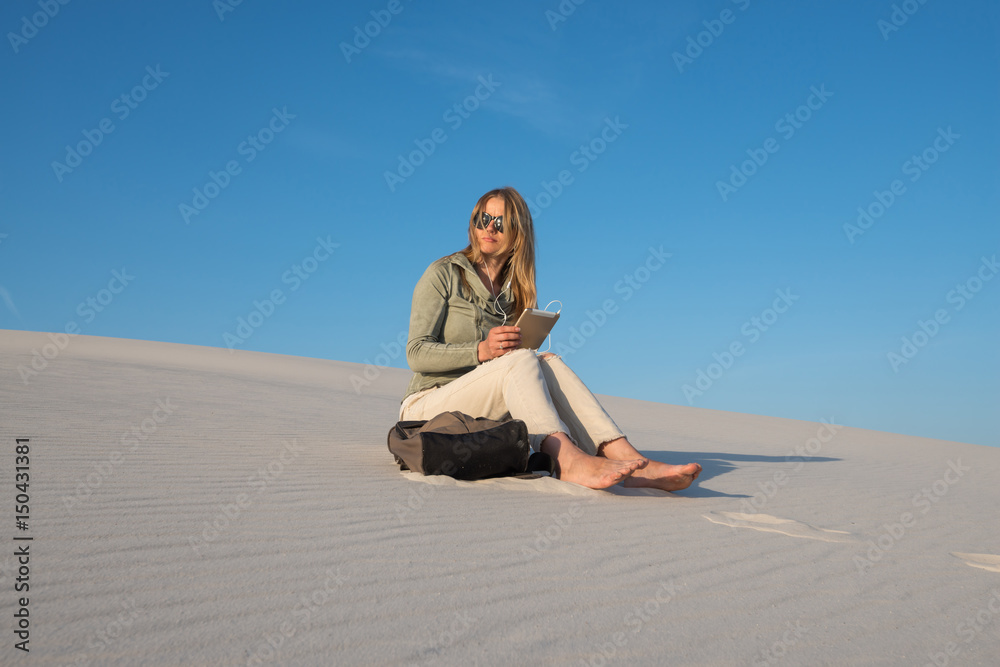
[405,261,481,374]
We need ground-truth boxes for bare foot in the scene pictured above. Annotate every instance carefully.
[541,432,647,490]
[561,455,648,490]
[596,437,702,492]
[622,461,702,492]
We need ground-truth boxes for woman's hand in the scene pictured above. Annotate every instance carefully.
[478,326,521,362]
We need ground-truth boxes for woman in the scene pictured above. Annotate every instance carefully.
[399,186,701,491]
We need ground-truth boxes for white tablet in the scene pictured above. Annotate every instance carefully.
[515,308,560,350]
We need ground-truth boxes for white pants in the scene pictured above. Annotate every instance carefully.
[399,349,626,455]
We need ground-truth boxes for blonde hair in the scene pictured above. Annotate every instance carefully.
[449,186,537,319]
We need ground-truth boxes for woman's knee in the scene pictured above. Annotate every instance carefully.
[496,348,546,380]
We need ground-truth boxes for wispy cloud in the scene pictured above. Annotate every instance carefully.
[374,41,616,141]
[0,286,21,320]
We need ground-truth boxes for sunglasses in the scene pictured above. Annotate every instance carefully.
[475,212,504,234]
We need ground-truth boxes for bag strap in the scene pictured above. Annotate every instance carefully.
[510,452,557,480]
[528,452,556,476]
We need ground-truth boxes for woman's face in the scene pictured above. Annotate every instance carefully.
[477,197,509,259]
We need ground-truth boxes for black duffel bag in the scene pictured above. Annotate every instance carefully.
[387,411,555,480]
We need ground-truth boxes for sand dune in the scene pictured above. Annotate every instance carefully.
[2,329,998,665]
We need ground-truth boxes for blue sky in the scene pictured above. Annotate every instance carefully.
[2,0,997,447]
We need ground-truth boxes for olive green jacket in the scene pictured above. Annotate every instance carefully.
[402,252,513,402]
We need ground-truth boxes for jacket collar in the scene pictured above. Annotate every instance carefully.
[450,252,510,307]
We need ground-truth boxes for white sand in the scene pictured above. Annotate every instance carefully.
[2,329,998,665]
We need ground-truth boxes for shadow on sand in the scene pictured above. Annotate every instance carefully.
[637,450,841,499]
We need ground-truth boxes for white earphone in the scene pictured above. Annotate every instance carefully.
[484,261,562,354]
[483,262,512,325]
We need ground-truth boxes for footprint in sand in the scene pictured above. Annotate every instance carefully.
[951,552,1000,573]
[704,511,858,543]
